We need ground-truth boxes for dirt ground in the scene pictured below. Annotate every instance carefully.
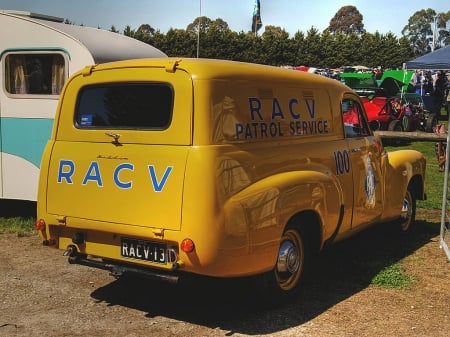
[1,208,449,337]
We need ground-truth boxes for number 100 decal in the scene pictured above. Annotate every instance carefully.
[334,150,350,175]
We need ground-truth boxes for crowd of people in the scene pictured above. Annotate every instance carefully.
[411,69,450,117]
[290,65,450,117]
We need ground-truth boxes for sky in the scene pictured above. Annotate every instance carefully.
[1,0,448,37]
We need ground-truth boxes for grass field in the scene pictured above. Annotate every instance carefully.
[385,140,446,210]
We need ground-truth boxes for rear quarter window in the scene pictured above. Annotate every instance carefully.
[75,83,173,129]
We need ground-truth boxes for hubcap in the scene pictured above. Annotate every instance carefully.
[277,240,299,274]
[400,193,412,231]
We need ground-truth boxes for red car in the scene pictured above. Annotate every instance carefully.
[340,71,437,133]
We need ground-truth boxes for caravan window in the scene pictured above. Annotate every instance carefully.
[4,53,66,96]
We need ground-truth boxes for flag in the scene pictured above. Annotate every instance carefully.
[252,0,262,33]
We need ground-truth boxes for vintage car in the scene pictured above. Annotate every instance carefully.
[35,59,426,302]
[340,71,437,133]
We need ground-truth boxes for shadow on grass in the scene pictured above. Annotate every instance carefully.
[90,219,439,335]
[0,200,36,218]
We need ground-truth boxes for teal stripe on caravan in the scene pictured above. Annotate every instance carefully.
[1,117,54,167]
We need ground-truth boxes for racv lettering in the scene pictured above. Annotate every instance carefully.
[57,159,172,192]
[233,96,329,140]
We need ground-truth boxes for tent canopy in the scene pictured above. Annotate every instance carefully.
[405,44,450,70]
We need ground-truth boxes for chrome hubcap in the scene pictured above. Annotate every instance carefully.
[277,240,299,274]
[401,198,410,219]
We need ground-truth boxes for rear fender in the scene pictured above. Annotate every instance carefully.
[222,170,344,253]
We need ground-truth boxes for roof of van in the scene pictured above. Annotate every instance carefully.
[0,10,167,63]
[84,57,350,89]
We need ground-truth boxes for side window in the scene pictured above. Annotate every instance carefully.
[342,98,370,138]
[4,53,66,96]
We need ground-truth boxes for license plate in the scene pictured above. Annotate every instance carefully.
[121,237,167,264]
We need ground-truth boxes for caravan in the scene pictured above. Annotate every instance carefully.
[0,10,166,201]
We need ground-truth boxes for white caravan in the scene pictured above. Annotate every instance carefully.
[0,10,166,201]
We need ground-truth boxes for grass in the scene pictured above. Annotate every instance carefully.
[371,263,413,288]
[0,216,35,237]
[385,140,446,210]
[378,130,447,288]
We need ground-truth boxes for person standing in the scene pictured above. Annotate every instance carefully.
[432,71,446,118]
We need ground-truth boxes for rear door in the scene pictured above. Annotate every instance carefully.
[45,65,193,231]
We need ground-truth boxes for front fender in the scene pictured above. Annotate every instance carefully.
[384,149,426,217]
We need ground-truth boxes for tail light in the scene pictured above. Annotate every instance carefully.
[35,219,46,231]
[180,238,195,253]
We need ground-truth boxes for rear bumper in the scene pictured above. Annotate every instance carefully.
[65,245,180,284]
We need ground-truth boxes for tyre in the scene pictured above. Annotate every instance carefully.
[425,113,438,133]
[386,119,403,145]
[398,186,416,232]
[401,116,410,132]
[256,224,310,303]
[387,119,403,132]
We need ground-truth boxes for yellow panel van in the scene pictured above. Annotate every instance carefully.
[36,58,426,302]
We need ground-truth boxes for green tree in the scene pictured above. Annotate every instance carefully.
[325,5,365,35]
[333,33,365,67]
[197,22,234,59]
[186,16,213,33]
[291,31,306,66]
[162,28,197,57]
[134,24,156,44]
[436,11,450,48]
[107,9,430,70]
[260,26,294,65]
[376,33,406,69]
[109,25,119,33]
[230,32,264,63]
[123,25,135,38]
[301,27,323,66]
[402,8,437,55]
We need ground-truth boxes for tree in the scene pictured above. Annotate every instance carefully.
[436,11,450,47]
[300,27,323,66]
[260,26,295,65]
[209,18,230,33]
[109,25,119,33]
[123,25,134,38]
[108,11,424,69]
[325,5,365,35]
[134,24,156,44]
[402,8,439,55]
[186,16,212,34]
[160,28,197,57]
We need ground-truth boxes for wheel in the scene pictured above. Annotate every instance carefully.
[398,186,416,232]
[401,116,411,132]
[256,225,309,303]
[387,119,403,132]
[386,119,403,145]
[425,113,438,133]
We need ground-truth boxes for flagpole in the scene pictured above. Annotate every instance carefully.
[197,0,201,58]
